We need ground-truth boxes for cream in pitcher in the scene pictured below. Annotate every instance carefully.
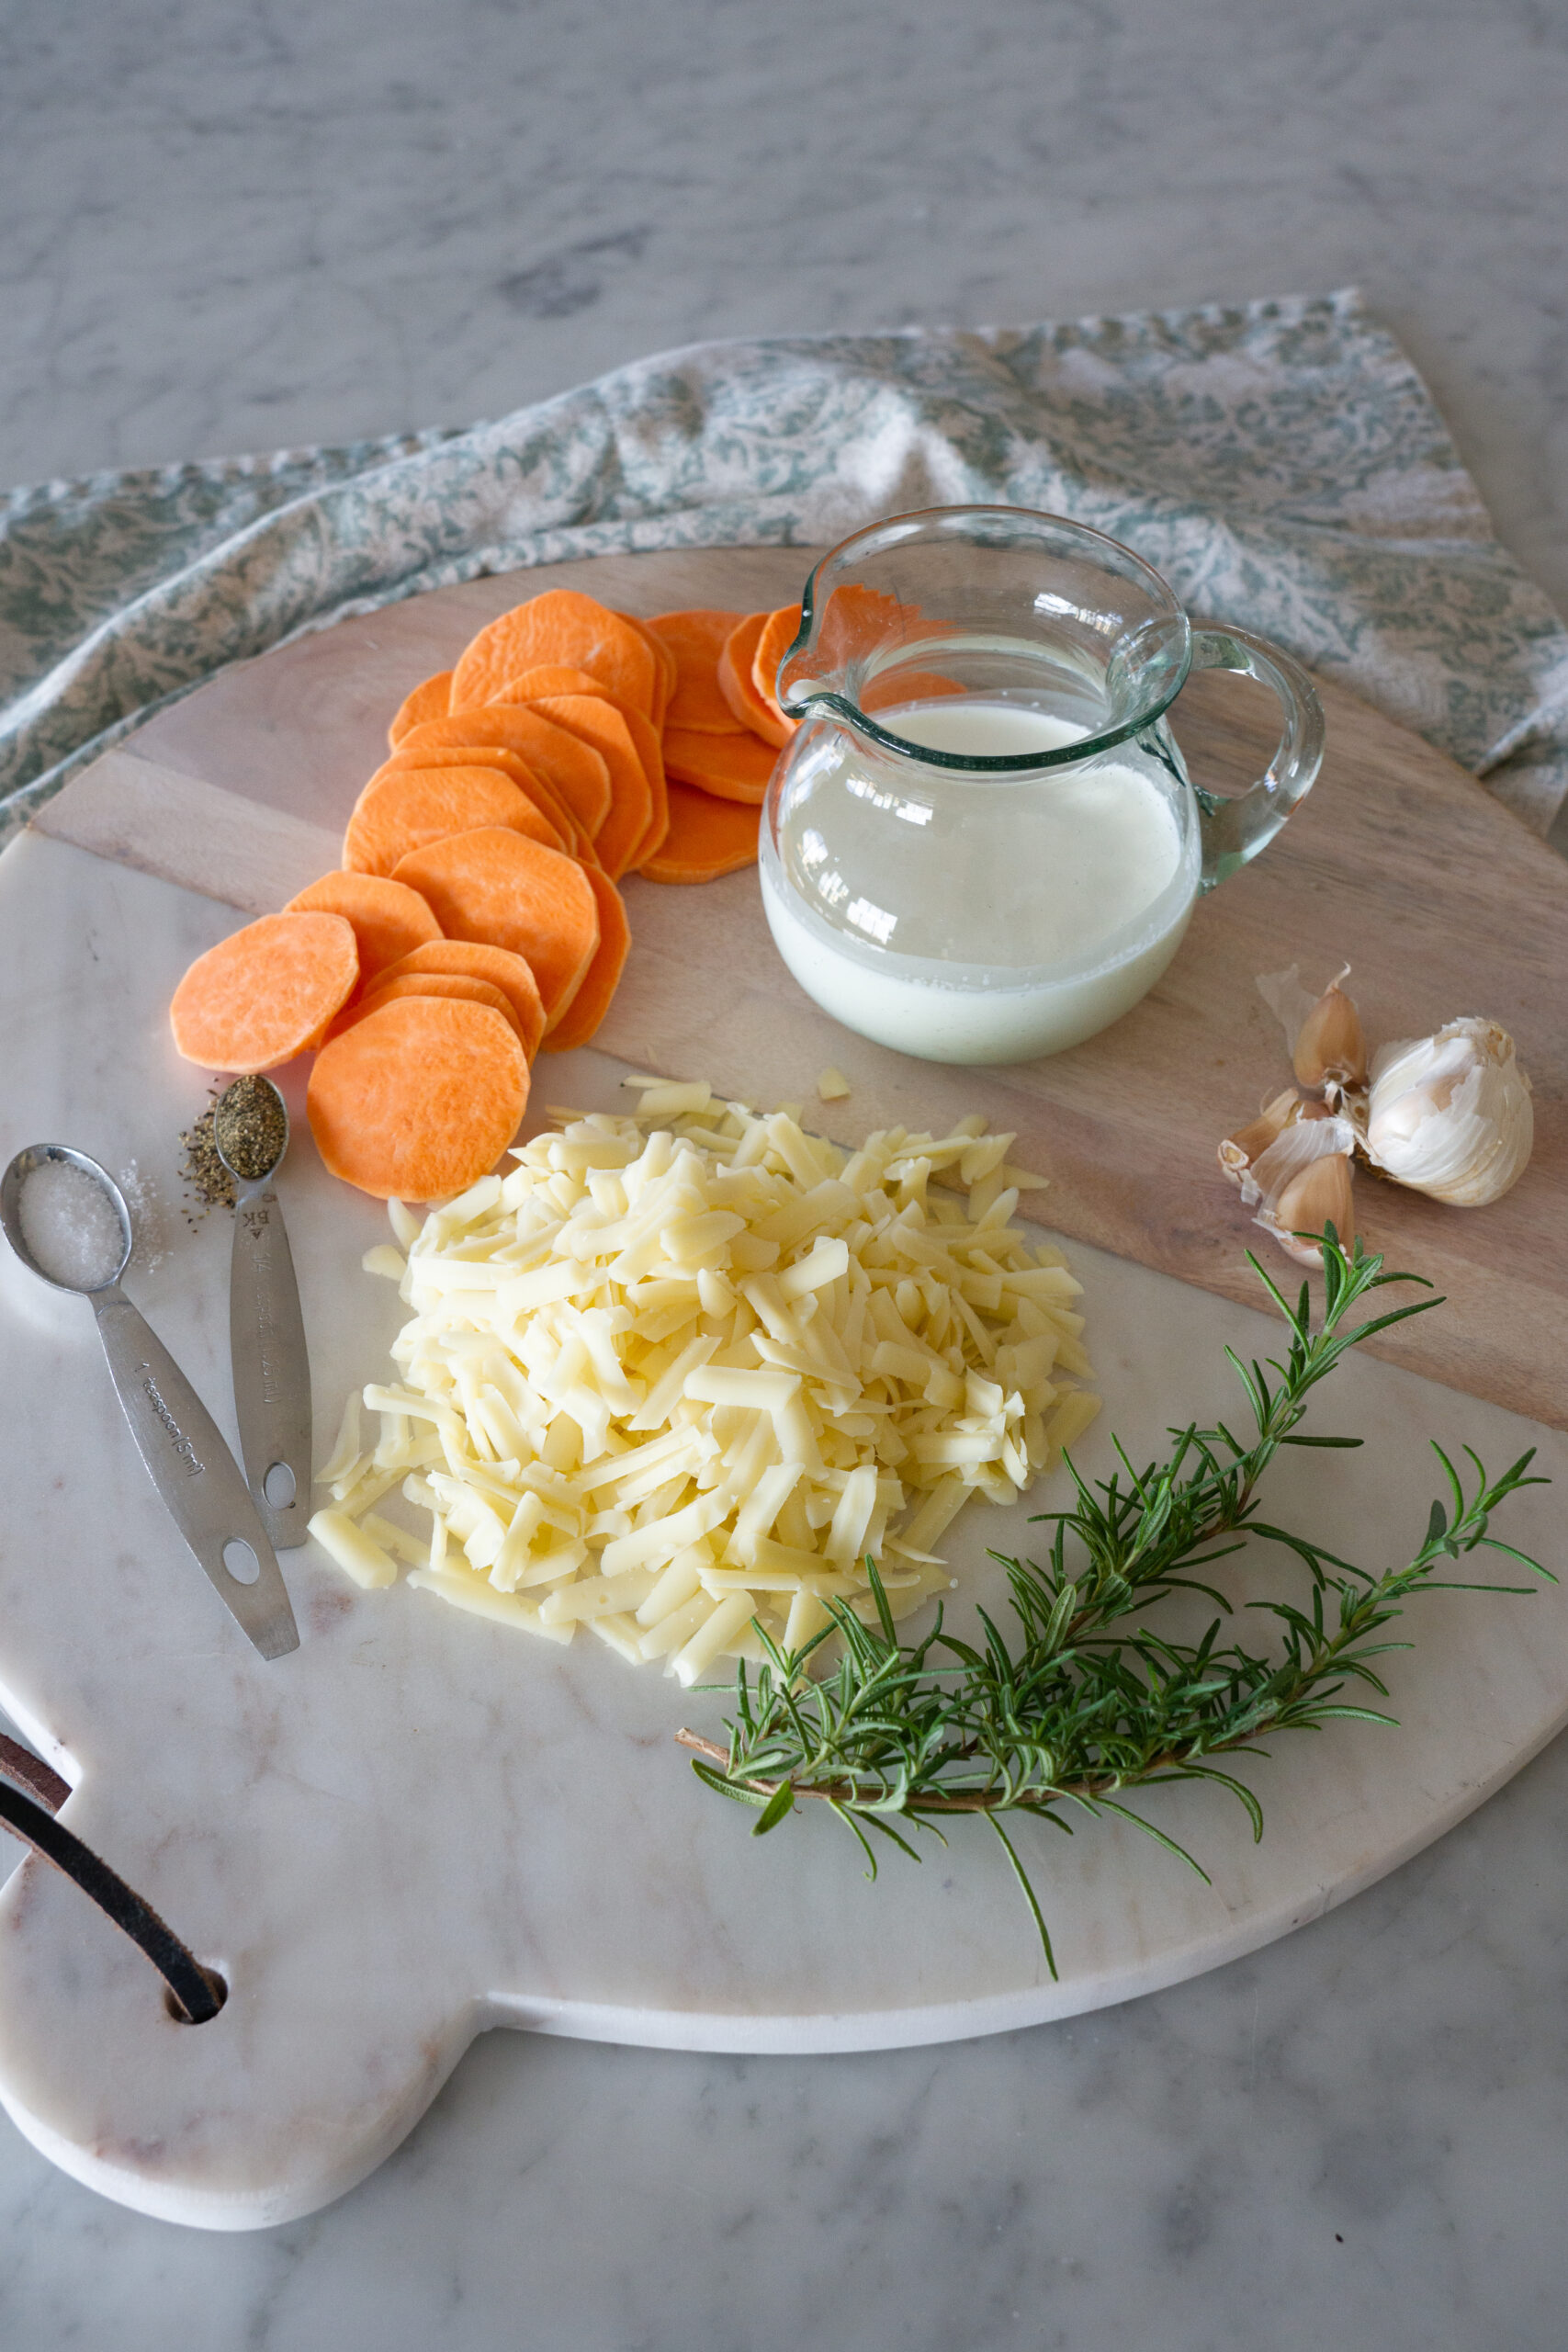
[758,506,1324,1066]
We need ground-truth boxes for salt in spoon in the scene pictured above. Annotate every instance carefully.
[0,1144,299,1659]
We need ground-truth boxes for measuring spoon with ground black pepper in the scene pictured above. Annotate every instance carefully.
[0,1145,299,1659]
[213,1077,312,1553]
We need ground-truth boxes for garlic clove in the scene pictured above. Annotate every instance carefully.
[1292,977,1368,1096]
[1364,1018,1533,1206]
[1220,1087,1303,1190]
[1230,1105,1359,1263]
[1260,1150,1356,1267]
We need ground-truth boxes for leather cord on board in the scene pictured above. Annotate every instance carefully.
[0,1736,224,2025]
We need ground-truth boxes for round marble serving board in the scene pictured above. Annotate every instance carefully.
[1,549,1564,2231]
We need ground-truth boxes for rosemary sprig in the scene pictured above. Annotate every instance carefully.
[678,1234,1552,1972]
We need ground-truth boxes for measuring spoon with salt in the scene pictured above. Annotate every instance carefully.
[211,1077,312,1555]
[0,1145,299,1660]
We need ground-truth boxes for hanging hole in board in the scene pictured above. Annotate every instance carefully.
[222,1537,261,1585]
[164,1968,229,2025]
[263,1461,297,1509]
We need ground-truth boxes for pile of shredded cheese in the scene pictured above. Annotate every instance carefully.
[308,1080,1099,1685]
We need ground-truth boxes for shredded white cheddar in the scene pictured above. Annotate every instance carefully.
[314,1080,1099,1681]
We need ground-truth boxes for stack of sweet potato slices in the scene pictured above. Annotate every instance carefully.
[166,586,807,1199]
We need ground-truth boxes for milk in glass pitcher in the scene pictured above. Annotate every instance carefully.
[758,506,1324,1065]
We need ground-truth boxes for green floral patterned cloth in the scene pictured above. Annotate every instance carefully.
[4,288,1566,851]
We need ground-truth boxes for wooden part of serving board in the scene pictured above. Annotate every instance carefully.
[36,546,1568,1427]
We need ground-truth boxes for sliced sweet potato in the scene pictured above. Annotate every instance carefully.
[489,664,615,706]
[307,996,529,1202]
[344,764,566,876]
[171,910,359,1072]
[661,727,778,805]
[527,695,651,880]
[376,940,547,1062]
[542,865,630,1053]
[393,710,612,838]
[332,970,524,1046]
[390,828,600,1027]
[449,592,659,718]
[750,605,803,731]
[284,872,443,981]
[718,612,795,748]
[648,609,747,734]
[376,741,592,858]
[638,785,761,884]
[619,702,669,868]
[388,671,452,750]
[615,611,675,730]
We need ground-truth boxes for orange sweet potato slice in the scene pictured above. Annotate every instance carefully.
[390,828,600,1027]
[750,605,804,730]
[376,940,546,1062]
[615,611,675,730]
[393,710,612,838]
[661,727,778,805]
[307,996,529,1202]
[388,671,453,749]
[637,785,761,884]
[619,703,669,868]
[344,764,566,876]
[527,694,652,880]
[332,970,524,1046]
[718,612,795,748]
[284,871,443,981]
[490,664,614,706]
[648,610,747,734]
[450,592,659,718]
[541,865,630,1053]
[375,742,592,858]
[171,911,359,1072]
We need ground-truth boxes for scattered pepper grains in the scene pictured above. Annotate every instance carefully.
[177,1092,236,1219]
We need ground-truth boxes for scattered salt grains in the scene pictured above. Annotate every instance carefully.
[16,1159,126,1290]
[311,1083,1099,1681]
[114,1159,169,1272]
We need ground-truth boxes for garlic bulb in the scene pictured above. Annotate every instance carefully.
[1363,1019,1533,1206]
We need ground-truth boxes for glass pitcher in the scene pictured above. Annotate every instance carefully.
[758,504,1324,1065]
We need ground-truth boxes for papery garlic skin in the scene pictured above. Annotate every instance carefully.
[1364,1019,1533,1206]
[1219,1087,1303,1189]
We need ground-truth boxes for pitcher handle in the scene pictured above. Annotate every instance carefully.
[1187,625,1325,890]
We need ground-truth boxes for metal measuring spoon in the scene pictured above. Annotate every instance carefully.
[0,1144,299,1661]
[212,1077,312,1554]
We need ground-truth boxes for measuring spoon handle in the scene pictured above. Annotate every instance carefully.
[231,1184,312,1550]
[91,1287,300,1660]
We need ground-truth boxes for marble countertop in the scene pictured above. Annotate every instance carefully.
[3,1,1567,2343]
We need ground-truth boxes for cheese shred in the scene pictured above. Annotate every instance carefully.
[310,1080,1099,1682]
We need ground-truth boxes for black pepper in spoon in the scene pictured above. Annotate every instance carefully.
[212,1076,311,1550]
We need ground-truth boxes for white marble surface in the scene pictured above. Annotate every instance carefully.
[6,827,1564,2237]
[5,0,1568,2337]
